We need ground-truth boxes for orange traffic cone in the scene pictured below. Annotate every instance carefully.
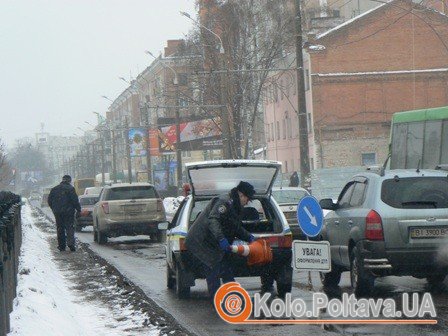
[231,240,273,266]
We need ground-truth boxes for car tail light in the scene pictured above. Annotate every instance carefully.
[101,202,110,214]
[365,210,384,240]
[179,237,187,251]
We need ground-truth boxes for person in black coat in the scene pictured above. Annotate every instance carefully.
[48,175,81,252]
[186,181,256,299]
[289,171,299,187]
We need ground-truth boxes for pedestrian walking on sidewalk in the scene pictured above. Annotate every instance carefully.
[48,175,81,252]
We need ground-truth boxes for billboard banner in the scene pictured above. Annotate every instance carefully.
[128,128,147,157]
[148,129,160,156]
[158,117,222,153]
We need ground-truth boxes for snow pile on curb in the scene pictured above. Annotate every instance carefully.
[8,204,158,336]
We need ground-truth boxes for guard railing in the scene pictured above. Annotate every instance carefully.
[0,192,22,336]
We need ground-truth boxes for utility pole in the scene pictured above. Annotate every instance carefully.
[100,134,105,186]
[295,0,311,188]
[144,104,152,184]
[111,129,117,183]
[124,116,132,183]
[174,83,183,189]
[91,142,97,180]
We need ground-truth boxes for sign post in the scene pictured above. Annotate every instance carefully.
[293,196,331,273]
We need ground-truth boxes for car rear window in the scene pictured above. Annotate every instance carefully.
[105,186,158,201]
[381,177,448,209]
[189,198,283,234]
[79,197,98,205]
[272,189,308,204]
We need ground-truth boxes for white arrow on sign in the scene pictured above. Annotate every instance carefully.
[304,206,317,227]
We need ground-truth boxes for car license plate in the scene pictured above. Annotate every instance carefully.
[410,227,448,239]
[124,205,142,212]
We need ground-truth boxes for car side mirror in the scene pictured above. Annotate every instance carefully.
[320,198,338,210]
[158,221,169,230]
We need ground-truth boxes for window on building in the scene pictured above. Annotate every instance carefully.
[283,119,286,139]
[179,73,188,86]
[182,150,191,158]
[266,125,270,142]
[361,153,376,166]
[271,123,274,141]
[293,73,297,95]
[280,80,284,100]
[285,161,288,173]
[276,121,280,140]
[274,85,278,102]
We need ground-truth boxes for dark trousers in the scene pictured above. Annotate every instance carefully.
[54,212,75,250]
[204,254,235,299]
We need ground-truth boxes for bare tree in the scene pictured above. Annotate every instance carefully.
[178,0,295,159]
[0,140,13,189]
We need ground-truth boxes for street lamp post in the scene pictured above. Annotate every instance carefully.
[146,50,183,190]
[180,11,231,158]
[119,76,152,184]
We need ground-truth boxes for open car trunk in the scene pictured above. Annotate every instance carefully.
[186,160,281,199]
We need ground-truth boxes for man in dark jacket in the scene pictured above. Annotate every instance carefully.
[48,175,81,252]
[186,181,256,299]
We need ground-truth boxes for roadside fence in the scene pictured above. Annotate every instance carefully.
[0,191,22,336]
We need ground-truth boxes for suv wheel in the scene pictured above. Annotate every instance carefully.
[150,231,164,243]
[97,231,108,245]
[175,261,190,299]
[166,263,176,289]
[320,263,342,287]
[350,247,374,296]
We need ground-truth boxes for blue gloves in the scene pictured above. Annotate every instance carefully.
[248,234,255,243]
[219,238,231,252]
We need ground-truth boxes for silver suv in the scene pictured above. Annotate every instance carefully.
[319,169,448,296]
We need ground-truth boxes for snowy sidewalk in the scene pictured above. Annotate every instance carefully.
[8,203,159,336]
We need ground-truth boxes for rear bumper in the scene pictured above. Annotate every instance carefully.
[76,217,93,226]
[176,248,292,279]
[358,240,446,277]
[101,219,162,237]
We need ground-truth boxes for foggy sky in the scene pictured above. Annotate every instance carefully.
[0,0,195,147]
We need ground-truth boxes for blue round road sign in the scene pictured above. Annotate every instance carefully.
[297,196,324,237]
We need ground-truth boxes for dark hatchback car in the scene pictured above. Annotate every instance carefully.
[271,187,310,240]
[319,169,448,296]
[75,195,98,231]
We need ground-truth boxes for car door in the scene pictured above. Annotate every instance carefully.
[325,182,355,265]
[166,199,187,269]
[339,178,368,266]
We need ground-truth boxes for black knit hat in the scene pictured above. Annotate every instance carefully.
[62,175,72,183]
[236,181,255,200]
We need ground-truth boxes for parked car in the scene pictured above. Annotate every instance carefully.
[319,169,448,296]
[271,187,310,240]
[92,183,166,244]
[165,160,293,299]
[75,195,98,231]
[84,187,103,196]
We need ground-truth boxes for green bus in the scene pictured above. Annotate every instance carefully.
[390,106,448,169]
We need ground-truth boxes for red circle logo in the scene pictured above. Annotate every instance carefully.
[214,282,252,323]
